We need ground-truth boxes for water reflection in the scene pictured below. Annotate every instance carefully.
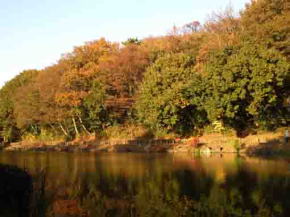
[0,153,289,217]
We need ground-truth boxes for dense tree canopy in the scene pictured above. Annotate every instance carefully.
[240,0,290,58]
[0,70,38,142]
[0,0,289,143]
[136,53,207,135]
[199,43,290,132]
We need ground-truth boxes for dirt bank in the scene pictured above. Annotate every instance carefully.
[3,131,289,155]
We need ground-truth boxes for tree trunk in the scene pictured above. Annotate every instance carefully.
[72,117,79,137]
[49,123,57,134]
[58,123,68,136]
[77,115,90,134]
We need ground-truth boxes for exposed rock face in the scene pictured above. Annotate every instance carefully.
[0,164,33,217]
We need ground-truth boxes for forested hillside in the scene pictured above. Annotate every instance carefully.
[1,0,289,144]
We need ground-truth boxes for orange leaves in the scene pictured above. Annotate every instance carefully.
[61,68,97,90]
[142,36,181,54]
[55,91,88,107]
[195,10,241,73]
[54,38,119,111]
[99,43,150,97]
[66,38,119,69]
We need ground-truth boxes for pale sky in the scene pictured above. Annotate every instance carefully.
[0,0,250,87]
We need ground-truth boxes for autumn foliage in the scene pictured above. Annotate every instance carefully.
[0,0,289,143]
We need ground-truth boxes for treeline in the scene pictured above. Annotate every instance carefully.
[0,0,289,143]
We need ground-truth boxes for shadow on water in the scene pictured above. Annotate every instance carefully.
[0,164,48,217]
[0,164,32,217]
[246,136,290,156]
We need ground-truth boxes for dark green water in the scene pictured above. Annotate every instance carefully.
[0,153,290,217]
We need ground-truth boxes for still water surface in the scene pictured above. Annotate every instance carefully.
[0,152,290,217]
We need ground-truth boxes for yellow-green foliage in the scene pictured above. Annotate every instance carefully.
[102,125,150,140]
[228,139,241,151]
[22,128,64,142]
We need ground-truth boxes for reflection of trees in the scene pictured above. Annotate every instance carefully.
[73,159,290,217]
[252,175,290,216]
[196,167,290,217]
[1,153,290,217]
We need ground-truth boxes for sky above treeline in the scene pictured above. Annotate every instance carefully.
[0,0,250,87]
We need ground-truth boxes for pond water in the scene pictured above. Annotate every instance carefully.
[0,152,290,217]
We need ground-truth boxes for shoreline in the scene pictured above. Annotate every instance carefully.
[2,131,289,156]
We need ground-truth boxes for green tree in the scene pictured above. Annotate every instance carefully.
[136,53,207,135]
[122,37,142,46]
[241,0,290,59]
[202,43,290,132]
[0,70,38,143]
